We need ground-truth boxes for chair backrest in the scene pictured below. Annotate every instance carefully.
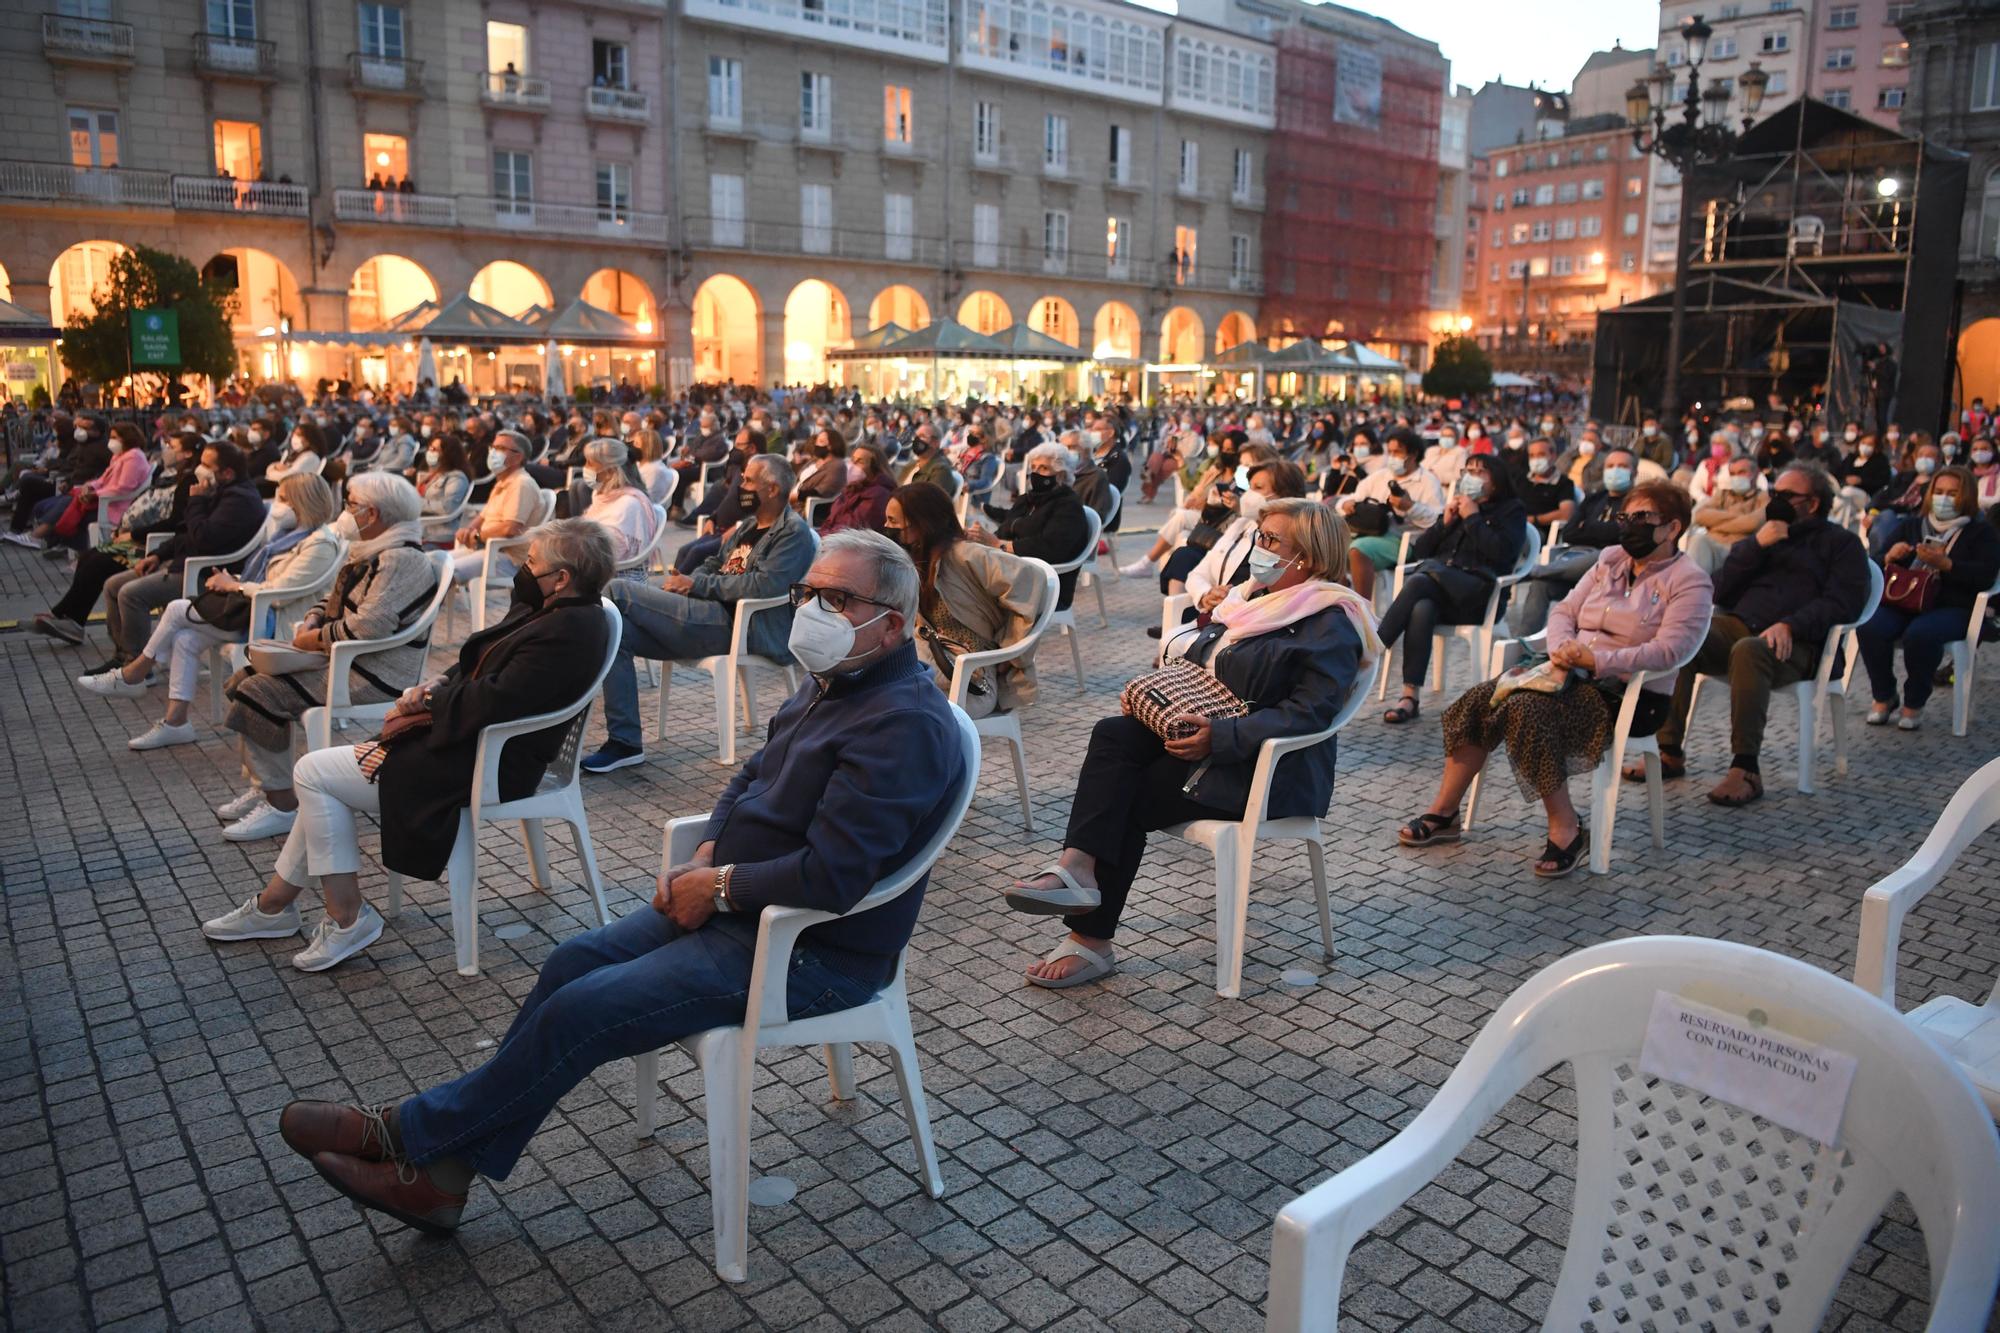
[533,489,558,525]
[1504,524,1542,581]
[1854,754,2000,1000]
[474,599,623,805]
[1242,651,1382,825]
[804,495,833,528]
[1816,559,1885,689]
[1049,504,1103,577]
[1102,482,1123,528]
[1271,935,2000,1333]
[618,504,670,572]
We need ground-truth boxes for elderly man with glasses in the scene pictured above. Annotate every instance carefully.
[582,452,817,772]
[1647,461,1871,807]
[276,531,967,1236]
[449,429,543,588]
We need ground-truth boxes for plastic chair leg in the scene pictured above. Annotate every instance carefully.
[519,819,551,891]
[1006,731,1034,834]
[1375,646,1393,701]
[1795,691,1818,795]
[1830,696,1849,777]
[569,809,610,925]
[1306,836,1333,963]
[1065,625,1084,693]
[1091,571,1108,627]
[1645,751,1665,849]
[207,646,226,721]
[655,662,673,743]
[1952,642,1973,737]
[1212,829,1250,999]
[714,666,738,766]
[882,986,945,1197]
[702,1033,753,1283]
[384,870,405,919]
[447,811,481,977]
[1430,634,1448,693]
[1464,765,1486,832]
[824,1043,857,1100]
[1588,755,1619,875]
[739,673,758,736]
[634,1049,660,1135]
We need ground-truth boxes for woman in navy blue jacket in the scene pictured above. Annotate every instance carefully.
[1376,453,1528,724]
[1002,499,1376,989]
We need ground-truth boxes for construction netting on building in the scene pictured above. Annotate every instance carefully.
[1261,26,1442,355]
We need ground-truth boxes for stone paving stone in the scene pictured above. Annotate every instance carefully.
[4,499,1999,1330]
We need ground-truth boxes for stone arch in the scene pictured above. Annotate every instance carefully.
[1159,306,1204,364]
[47,240,130,325]
[692,273,762,385]
[782,278,852,385]
[1215,310,1256,356]
[0,261,10,304]
[1030,295,1080,347]
[1091,300,1140,360]
[469,260,552,318]
[869,283,930,331]
[957,290,1011,336]
[347,254,438,332]
[202,248,304,334]
[581,267,657,334]
[1960,316,2000,414]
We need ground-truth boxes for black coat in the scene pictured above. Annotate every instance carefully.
[1176,600,1364,820]
[376,596,611,879]
[1565,488,1625,550]
[158,480,266,570]
[1878,513,2000,613]
[986,485,1090,610]
[1716,516,1870,650]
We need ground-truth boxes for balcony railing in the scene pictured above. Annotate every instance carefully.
[333,187,459,226]
[955,240,1143,285]
[172,176,307,215]
[193,32,277,79]
[687,215,941,264]
[1162,260,1263,296]
[458,196,669,242]
[585,85,651,122]
[1105,171,1149,192]
[0,160,169,207]
[42,13,134,62]
[349,51,423,95]
[481,70,550,109]
[1232,188,1266,210]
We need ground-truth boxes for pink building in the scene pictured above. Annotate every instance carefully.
[1805,0,1915,128]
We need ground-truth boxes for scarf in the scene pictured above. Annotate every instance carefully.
[1924,513,1970,542]
[1210,577,1383,665]
[349,517,425,563]
[241,522,315,583]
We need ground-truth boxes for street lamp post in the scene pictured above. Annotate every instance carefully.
[1626,15,1768,428]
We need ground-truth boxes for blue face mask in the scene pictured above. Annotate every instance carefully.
[1602,466,1633,493]
[1932,494,1960,523]
[1457,474,1487,500]
[1245,546,1291,586]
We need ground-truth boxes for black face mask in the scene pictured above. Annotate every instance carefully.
[737,485,762,514]
[913,437,933,455]
[1764,492,1798,526]
[512,565,552,612]
[1028,471,1056,493]
[1617,517,1662,560]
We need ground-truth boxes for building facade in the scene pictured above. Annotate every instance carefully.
[1427,80,1472,347]
[1805,0,1917,125]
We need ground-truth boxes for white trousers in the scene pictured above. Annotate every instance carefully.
[141,598,236,703]
[273,746,379,887]
[451,547,513,587]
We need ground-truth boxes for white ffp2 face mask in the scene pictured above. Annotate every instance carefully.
[787,599,889,675]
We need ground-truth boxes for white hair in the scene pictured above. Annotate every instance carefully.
[345,471,423,525]
[1025,441,1076,482]
[819,529,918,633]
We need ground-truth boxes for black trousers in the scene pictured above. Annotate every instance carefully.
[52,547,130,623]
[1061,716,1244,940]
[12,474,56,532]
[1377,569,1494,688]
[1159,543,1207,590]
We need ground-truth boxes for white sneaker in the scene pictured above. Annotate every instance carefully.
[129,720,197,751]
[202,894,303,941]
[1117,557,1154,578]
[215,788,263,821]
[79,669,145,699]
[222,800,296,842]
[292,905,385,972]
[2,532,45,550]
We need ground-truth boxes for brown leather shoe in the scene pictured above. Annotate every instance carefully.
[280,1101,393,1162]
[310,1151,466,1235]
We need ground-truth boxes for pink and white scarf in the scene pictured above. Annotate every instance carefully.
[1209,578,1383,666]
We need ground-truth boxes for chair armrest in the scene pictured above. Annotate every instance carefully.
[323,639,366,709]
[1159,592,1193,650]
[1244,724,1341,823]
[145,532,172,553]
[731,594,791,656]
[665,815,709,867]
[1852,755,2000,999]
[946,640,1033,706]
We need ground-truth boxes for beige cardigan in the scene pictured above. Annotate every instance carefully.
[923,541,1046,713]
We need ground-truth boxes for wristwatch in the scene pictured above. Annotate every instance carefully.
[712,864,734,914]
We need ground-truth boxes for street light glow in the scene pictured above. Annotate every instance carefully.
[1877,176,1901,198]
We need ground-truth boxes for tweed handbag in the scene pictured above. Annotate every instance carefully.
[1120,660,1247,743]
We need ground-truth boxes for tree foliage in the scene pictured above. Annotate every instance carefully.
[59,245,236,393]
[1422,334,1494,400]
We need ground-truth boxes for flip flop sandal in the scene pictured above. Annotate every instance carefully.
[1706,772,1764,807]
[1532,830,1589,879]
[1025,938,1116,990]
[1383,698,1421,725]
[1004,863,1102,916]
[1398,811,1462,847]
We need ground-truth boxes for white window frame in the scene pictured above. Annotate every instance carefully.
[359,4,405,60]
[493,149,533,218]
[710,172,744,246]
[1229,232,1250,288]
[884,84,913,148]
[1231,148,1252,202]
[800,71,831,140]
[1042,209,1069,273]
[973,101,999,163]
[708,57,743,128]
[66,106,119,169]
[1106,215,1130,278]
[972,202,999,267]
[594,160,630,223]
[1975,44,2000,112]
[1045,113,1070,174]
[884,193,914,261]
[800,182,832,254]
[1178,139,1199,193]
[1108,123,1131,183]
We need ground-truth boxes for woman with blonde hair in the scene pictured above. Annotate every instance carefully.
[1004,498,1378,988]
[579,438,659,569]
[78,473,345,751]
[631,427,676,506]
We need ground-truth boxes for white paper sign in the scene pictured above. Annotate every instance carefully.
[1638,991,1858,1146]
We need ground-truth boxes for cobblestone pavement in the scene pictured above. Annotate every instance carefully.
[3,496,1998,1332]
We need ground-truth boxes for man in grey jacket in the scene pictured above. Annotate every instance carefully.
[583,453,817,772]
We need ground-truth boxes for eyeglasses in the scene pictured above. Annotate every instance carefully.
[1619,511,1663,527]
[789,583,893,614]
[1252,529,1291,551]
[1771,487,1814,502]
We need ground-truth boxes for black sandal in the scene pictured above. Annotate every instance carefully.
[1383,696,1421,725]
[1532,829,1589,879]
[1398,811,1462,847]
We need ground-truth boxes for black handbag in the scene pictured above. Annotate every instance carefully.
[1346,499,1392,537]
[187,587,252,634]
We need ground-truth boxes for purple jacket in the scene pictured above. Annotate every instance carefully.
[1548,546,1713,693]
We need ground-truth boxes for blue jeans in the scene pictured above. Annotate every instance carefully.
[398,908,881,1180]
[674,532,721,574]
[601,580,737,747]
[1855,602,1974,709]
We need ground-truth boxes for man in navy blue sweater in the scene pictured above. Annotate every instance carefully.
[277,530,966,1233]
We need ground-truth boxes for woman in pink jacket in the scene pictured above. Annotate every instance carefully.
[36,421,154,553]
[1397,480,1714,877]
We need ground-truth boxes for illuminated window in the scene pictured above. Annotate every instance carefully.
[365,132,408,184]
[487,21,528,74]
[212,119,261,179]
[884,85,912,145]
[66,107,118,168]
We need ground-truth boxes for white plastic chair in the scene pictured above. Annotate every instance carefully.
[632,706,981,1282]
[301,550,456,751]
[458,490,559,635]
[1094,482,1124,580]
[1541,517,1563,562]
[85,461,158,547]
[1166,653,1382,999]
[802,495,833,529]
[421,487,472,545]
[1854,754,2000,1117]
[1043,504,1103,692]
[1266,935,2000,1333]
[653,530,819,766]
[1465,628,1703,874]
[204,537,350,721]
[151,515,273,599]
[1947,571,2000,737]
[1375,527,1541,701]
[1685,560,1883,794]
[381,599,621,976]
[617,504,670,580]
[1370,529,1416,618]
[689,458,727,510]
[947,561,1059,832]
